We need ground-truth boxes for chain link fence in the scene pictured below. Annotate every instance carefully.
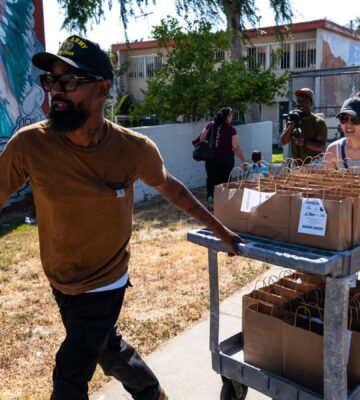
[289,66,360,142]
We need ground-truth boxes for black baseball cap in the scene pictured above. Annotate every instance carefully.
[32,35,114,81]
[336,97,360,119]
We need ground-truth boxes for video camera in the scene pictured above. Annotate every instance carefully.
[283,109,304,138]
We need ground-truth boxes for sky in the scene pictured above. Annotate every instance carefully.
[43,0,359,53]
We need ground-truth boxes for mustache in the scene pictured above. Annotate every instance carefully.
[51,96,74,106]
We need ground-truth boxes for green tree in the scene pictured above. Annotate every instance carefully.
[58,0,293,57]
[131,18,287,122]
[174,0,293,59]
[131,18,230,122]
[349,17,360,32]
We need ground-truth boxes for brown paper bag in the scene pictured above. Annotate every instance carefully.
[242,289,286,310]
[348,304,360,389]
[247,191,291,242]
[289,193,352,251]
[332,188,360,248]
[276,277,315,295]
[282,306,324,393]
[351,196,360,248]
[242,289,288,332]
[259,283,300,302]
[214,182,249,233]
[243,302,285,374]
[322,182,360,248]
[348,331,360,389]
[215,178,292,242]
[281,276,317,291]
[286,272,325,286]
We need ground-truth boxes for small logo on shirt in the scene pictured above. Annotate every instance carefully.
[115,189,125,198]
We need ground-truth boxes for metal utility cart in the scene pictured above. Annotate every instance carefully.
[187,228,360,400]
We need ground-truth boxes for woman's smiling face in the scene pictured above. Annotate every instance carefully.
[338,113,360,141]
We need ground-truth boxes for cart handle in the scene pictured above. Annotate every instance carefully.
[235,242,245,255]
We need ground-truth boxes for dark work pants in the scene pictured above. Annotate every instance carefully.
[205,155,235,199]
[51,285,160,400]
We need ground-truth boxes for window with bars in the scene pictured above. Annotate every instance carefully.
[279,43,291,69]
[128,57,144,78]
[146,55,163,78]
[247,46,267,70]
[128,55,162,79]
[294,40,316,69]
[271,43,290,70]
[215,49,225,61]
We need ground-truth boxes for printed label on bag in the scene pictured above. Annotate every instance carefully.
[240,188,276,213]
[298,198,327,236]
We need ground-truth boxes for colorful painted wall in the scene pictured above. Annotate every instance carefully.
[317,29,360,111]
[320,29,360,68]
[0,0,46,207]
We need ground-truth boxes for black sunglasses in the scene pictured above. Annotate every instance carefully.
[338,114,360,125]
[39,73,104,92]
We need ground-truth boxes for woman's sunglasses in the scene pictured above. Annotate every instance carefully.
[39,73,104,92]
[338,114,360,125]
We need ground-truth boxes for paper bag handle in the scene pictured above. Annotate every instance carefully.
[294,305,312,330]
[225,166,246,188]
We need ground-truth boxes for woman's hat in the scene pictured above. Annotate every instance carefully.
[336,97,360,119]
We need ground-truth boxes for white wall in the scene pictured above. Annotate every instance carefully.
[132,120,273,203]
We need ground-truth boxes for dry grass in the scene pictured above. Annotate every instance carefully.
[0,188,269,400]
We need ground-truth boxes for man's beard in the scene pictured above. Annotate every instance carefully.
[48,97,90,133]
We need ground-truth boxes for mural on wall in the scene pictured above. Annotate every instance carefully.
[319,30,360,114]
[320,30,360,69]
[0,0,46,207]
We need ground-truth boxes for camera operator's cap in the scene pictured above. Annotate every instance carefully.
[295,88,314,102]
[32,35,114,82]
[336,97,360,119]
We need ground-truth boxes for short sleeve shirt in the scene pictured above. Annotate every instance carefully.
[206,122,237,156]
[290,113,328,162]
[0,120,167,294]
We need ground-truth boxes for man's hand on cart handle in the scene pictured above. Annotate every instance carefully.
[212,225,244,256]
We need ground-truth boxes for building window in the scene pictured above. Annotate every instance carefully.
[146,55,163,78]
[128,57,144,78]
[215,49,225,61]
[294,40,316,69]
[247,46,266,70]
[128,55,162,79]
[279,43,291,69]
[271,43,290,70]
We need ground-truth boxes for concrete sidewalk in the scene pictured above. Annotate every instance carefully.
[91,266,284,400]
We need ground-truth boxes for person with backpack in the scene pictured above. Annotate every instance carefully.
[199,107,247,208]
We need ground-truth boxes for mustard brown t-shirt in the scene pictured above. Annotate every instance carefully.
[0,120,167,294]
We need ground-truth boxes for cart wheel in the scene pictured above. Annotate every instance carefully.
[220,378,248,400]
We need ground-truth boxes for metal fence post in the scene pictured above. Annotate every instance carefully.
[208,249,220,357]
[323,275,350,400]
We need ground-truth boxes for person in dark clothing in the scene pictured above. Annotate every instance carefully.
[199,107,247,207]
[281,88,327,164]
[0,36,243,400]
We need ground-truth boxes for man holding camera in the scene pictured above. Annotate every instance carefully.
[281,88,327,163]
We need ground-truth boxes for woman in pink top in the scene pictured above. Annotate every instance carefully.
[199,107,247,207]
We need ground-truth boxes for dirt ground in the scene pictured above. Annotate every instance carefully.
[0,189,269,400]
